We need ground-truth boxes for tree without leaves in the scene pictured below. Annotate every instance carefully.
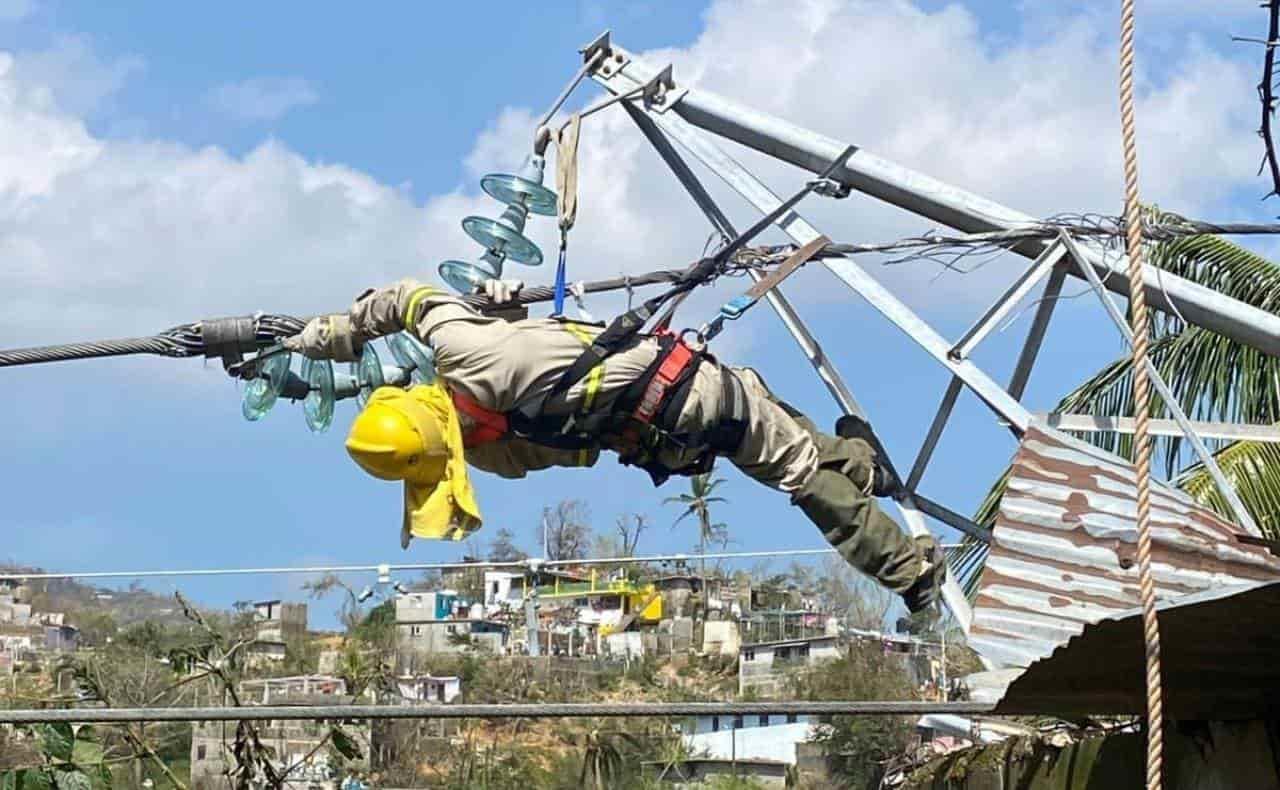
[614,514,649,557]
[540,500,593,561]
[301,573,367,634]
[487,527,527,562]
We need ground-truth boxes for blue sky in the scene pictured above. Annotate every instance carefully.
[1,0,1275,628]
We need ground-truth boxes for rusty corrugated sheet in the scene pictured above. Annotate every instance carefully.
[969,424,1280,669]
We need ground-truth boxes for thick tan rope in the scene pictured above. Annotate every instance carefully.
[1119,1,1164,787]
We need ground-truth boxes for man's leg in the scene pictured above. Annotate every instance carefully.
[727,368,925,595]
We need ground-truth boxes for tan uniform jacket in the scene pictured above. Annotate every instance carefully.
[349,279,818,494]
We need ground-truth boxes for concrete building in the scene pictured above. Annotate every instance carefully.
[701,619,741,657]
[0,595,31,626]
[190,675,369,790]
[253,600,307,643]
[43,624,78,652]
[683,713,817,765]
[481,571,521,613]
[244,600,307,665]
[738,634,842,695]
[396,590,507,655]
[395,674,461,704]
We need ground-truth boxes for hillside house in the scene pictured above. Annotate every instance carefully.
[683,713,818,765]
[190,675,369,790]
[245,599,307,665]
[738,634,842,695]
[396,674,461,704]
[396,590,507,655]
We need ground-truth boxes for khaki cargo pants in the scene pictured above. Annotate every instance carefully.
[658,363,923,594]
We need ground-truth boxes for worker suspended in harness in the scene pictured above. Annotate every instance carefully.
[284,268,946,613]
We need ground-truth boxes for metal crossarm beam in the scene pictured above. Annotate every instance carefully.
[912,495,993,543]
[1008,263,1068,401]
[1057,231,1261,535]
[592,46,1280,360]
[949,241,1067,361]
[907,376,964,492]
[1042,413,1280,443]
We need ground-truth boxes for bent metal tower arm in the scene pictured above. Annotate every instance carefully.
[592,44,1280,360]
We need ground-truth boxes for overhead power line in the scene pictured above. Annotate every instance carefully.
[0,701,996,724]
[0,548,843,582]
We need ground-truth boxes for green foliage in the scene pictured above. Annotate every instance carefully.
[65,611,116,649]
[1176,441,1280,536]
[793,643,916,789]
[702,777,769,790]
[665,474,730,550]
[969,231,1280,577]
[0,725,109,790]
[351,600,396,649]
[329,725,364,762]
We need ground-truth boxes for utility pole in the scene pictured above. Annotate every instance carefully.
[525,559,541,658]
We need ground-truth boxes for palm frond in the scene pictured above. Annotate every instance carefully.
[1176,439,1280,539]
[1147,233,1280,327]
[959,231,1280,588]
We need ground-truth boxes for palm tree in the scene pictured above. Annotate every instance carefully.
[578,728,637,790]
[665,473,730,613]
[959,226,1280,592]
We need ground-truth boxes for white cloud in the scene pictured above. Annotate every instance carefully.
[7,34,143,117]
[0,0,1266,360]
[206,75,319,123]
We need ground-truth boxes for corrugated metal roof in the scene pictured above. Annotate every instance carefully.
[970,425,1280,669]
[974,580,1280,720]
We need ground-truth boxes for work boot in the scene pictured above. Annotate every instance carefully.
[902,536,946,614]
[834,415,903,499]
[792,465,923,594]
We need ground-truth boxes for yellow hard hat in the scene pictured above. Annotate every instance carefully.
[345,384,483,546]
[346,387,448,487]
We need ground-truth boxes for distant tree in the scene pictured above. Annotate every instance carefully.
[302,574,366,633]
[540,500,593,561]
[816,555,895,631]
[68,608,117,647]
[488,527,527,562]
[792,641,916,788]
[665,473,729,612]
[351,600,397,652]
[614,514,649,557]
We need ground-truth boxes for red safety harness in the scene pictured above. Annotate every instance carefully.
[449,330,702,451]
[451,389,509,448]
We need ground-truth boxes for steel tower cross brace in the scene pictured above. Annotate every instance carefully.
[582,38,1280,632]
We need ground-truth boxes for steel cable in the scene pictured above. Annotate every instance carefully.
[4,214,1276,371]
[0,336,188,366]
[1119,1,1164,787]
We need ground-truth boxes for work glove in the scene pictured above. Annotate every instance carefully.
[481,278,524,305]
[282,314,364,362]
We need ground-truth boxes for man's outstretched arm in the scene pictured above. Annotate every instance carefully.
[285,278,520,360]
